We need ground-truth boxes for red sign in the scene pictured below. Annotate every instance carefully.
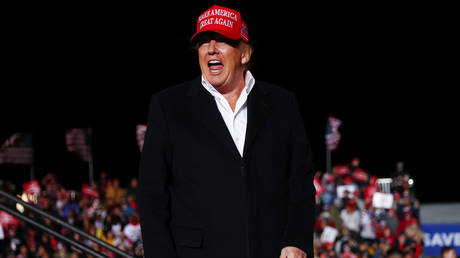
[336,165,350,176]
[0,211,18,227]
[23,180,41,195]
[352,168,369,183]
[314,177,324,198]
[82,184,99,198]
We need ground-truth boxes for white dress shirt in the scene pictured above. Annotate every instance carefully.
[201,71,255,157]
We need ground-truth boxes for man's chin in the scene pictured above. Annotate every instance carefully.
[206,76,226,88]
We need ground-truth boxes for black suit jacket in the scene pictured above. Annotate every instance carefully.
[138,77,315,258]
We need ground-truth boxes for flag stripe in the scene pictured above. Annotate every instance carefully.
[65,128,91,162]
[136,124,147,151]
[0,133,33,165]
[325,116,342,151]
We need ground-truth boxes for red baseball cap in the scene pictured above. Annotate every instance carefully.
[191,5,249,43]
[347,199,357,207]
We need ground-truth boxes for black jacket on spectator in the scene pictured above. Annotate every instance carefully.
[138,77,315,258]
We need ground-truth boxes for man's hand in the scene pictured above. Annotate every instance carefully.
[279,246,307,258]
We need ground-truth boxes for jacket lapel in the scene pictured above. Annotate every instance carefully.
[243,82,271,157]
[186,78,241,161]
[186,78,271,161]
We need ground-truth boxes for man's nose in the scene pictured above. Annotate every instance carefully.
[207,40,219,55]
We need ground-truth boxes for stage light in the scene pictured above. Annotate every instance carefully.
[408,178,414,186]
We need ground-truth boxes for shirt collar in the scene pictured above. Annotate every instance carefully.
[201,70,255,98]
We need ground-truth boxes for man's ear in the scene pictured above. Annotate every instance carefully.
[241,52,250,65]
[240,44,253,65]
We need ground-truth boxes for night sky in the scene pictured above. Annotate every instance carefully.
[1,2,456,203]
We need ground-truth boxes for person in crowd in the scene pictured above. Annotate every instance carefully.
[53,244,70,258]
[15,244,29,258]
[105,179,126,205]
[360,203,377,242]
[352,168,369,192]
[363,175,378,203]
[314,211,336,235]
[383,208,399,235]
[350,157,361,173]
[391,161,410,194]
[319,172,336,210]
[126,178,138,200]
[392,161,408,180]
[41,173,61,200]
[376,224,396,247]
[440,246,457,258]
[123,214,141,244]
[126,194,137,211]
[340,199,360,236]
[334,226,354,255]
[333,164,349,185]
[396,210,418,237]
[340,188,352,210]
[386,249,404,258]
[98,171,108,197]
[105,230,116,246]
[328,197,343,230]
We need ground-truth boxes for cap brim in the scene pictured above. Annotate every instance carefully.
[190,27,242,44]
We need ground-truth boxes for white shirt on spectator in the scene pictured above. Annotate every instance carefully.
[112,223,123,237]
[360,210,376,239]
[201,71,255,157]
[340,209,360,232]
[123,223,141,243]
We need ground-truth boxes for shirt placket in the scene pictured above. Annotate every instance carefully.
[207,83,249,157]
[233,93,247,147]
[217,95,235,137]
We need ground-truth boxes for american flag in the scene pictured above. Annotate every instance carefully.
[241,21,249,41]
[0,133,33,165]
[136,124,147,151]
[325,116,342,151]
[65,128,91,162]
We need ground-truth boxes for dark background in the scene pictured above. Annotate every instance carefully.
[1,2,456,203]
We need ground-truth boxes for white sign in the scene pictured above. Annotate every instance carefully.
[321,226,339,243]
[372,192,394,209]
[336,185,357,198]
[424,232,460,247]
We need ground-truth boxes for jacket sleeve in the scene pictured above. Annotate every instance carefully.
[280,93,316,257]
[137,94,177,258]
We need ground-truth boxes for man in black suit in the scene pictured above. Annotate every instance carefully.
[138,5,315,258]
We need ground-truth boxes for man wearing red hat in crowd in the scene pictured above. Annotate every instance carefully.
[138,4,315,258]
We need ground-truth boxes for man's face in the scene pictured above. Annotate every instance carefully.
[443,249,457,258]
[197,32,250,88]
[351,158,360,167]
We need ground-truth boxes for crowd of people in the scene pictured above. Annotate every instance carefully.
[313,158,424,258]
[0,173,143,257]
[1,157,424,257]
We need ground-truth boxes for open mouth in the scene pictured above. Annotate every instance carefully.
[208,60,224,74]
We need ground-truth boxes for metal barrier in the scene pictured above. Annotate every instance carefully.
[0,203,105,258]
[0,189,134,258]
